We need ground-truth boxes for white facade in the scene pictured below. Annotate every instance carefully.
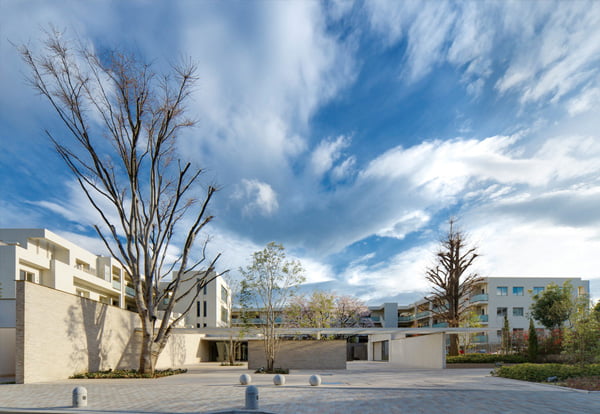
[0,229,229,329]
[0,228,136,316]
[167,271,231,329]
[369,276,590,346]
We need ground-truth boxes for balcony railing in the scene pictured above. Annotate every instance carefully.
[479,314,488,323]
[472,335,488,343]
[125,286,135,297]
[470,294,489,303]
[398,315,414,322]
[75,264,97,277]
[432,322,449,328]
[370,316,381,322]
[112,280,121,291]
[415,311,431,319]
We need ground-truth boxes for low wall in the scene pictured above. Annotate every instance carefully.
[15,282,210,383]
[389,333,446,369]
[0,328,15,376]
[248,340,346,370]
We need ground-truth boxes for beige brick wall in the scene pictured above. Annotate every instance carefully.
[16,281,140,383]
[248,340,347,370]
[14,282,211,383]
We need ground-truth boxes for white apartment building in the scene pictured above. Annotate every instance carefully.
[368,276,590,347]
[167,271,231,328]
[0,228,230,328]
[0,228,136,317]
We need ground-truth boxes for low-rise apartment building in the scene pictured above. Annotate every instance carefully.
[0,228,136,315]
[167,271,231,328]
[0,228,230,328]
[368,276,590,348]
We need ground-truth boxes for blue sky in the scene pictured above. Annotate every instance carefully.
[1,0,600,304]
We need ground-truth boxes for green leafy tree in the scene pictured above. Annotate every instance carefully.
[530,282,574,331]
[458,310,482,352]
[501,315,511,354]
[527,318,539,362]
[563,304,600,365]
[425,219,481,356]
[240,242,305,371]
[592,301,600,322]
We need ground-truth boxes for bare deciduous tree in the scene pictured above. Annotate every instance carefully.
[20,30,223,374]
[425,219,480,356]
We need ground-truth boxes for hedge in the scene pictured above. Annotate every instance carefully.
[446,354,527,364]
[493,363,600,382]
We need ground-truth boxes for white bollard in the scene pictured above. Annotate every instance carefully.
[72,386,88,408]
[245,385,259,410]
[309,374,322,386]
[239,373,252,385]
[273,374,286,386]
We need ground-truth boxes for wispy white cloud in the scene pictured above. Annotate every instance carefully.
[234,179,279,217]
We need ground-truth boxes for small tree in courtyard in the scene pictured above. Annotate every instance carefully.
[19,30,223,374]
[425,219,481,356]
[501,315,511,354]
[240,242,305,371]
[528,318,539,362]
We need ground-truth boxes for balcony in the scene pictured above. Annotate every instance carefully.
[470,294,489,303]
[415,311,431,319]
[112,280,121,291]
[472,335,488,343]
[370,316,381,322]
[398,315,414,322]
[125,286,135,297]
[479,314,488,323]
[432,322,449,328]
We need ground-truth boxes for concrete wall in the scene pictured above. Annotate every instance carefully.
[0,328,15,376]
[14,281,215,383]
[16,281,140,383]
[389,333,446,369]
[248,340,347,370]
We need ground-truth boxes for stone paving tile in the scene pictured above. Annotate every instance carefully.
[0,363,598,414]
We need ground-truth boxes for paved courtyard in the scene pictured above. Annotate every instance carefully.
[1,362,599,414]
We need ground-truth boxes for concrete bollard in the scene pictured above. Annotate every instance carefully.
[72,386,88,408]
[245,385,259,410]
[309,374,322,386]
[239,373,252,385]
[273,374,285,386]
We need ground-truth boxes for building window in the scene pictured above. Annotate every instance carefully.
[19,270,35,282]
[203,323,207,328]
[221,306,229,324]
[203,301,207,317]
[513,307,524,317]
[221,286,228,303]
[496,330,502,337]
[497,307,507,317]
[497,286,508,296]
[204,285,207,295]
[197,323,201,328]
[197,301,201,317]
[532,287,544,295]
[512,286,524,296]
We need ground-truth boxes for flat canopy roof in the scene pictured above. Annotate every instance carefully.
[172,327,496,337]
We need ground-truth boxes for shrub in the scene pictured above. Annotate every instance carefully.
[254,367,289,374]
[70,368,187,379]
[493,363,600,382]
[446,354,527,364]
